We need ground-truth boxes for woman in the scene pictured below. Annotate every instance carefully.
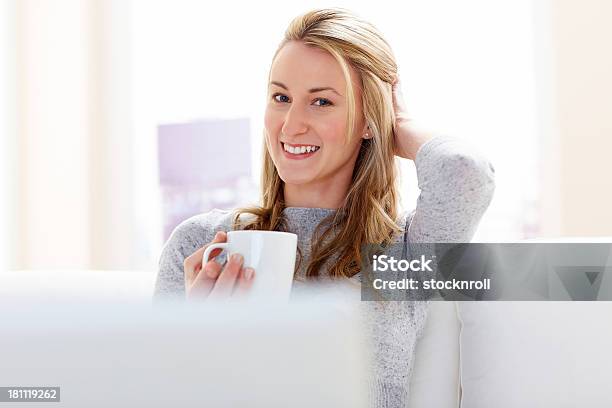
[155,8,495,407]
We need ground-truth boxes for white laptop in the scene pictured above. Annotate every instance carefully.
[0,298,369,407]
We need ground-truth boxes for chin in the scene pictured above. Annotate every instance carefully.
[276,168,316,186]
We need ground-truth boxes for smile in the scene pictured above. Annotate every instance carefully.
[281,142,320,160]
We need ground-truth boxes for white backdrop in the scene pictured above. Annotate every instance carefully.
[1,0,541,272]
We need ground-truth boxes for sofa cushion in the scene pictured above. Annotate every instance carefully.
[457,301,612,408]
[409,301,461,408]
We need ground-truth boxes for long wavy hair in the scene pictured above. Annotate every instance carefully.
[233,8,402,279]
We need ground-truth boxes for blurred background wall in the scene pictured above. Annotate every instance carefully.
[1,0,134,271]
[538,0,612,237]
[0,0,610,273]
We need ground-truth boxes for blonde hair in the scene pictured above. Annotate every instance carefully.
[234,8,402,279]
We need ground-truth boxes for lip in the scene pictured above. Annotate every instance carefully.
[280,142,320,161]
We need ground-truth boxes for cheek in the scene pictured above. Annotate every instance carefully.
[264,107,282,138]
[317,113,348,146]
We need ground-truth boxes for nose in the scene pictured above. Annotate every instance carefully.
[281,104,308,137]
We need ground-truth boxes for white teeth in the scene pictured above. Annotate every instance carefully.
[282,143,320,155]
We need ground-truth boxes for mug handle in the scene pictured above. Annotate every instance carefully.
[202,243,229,266]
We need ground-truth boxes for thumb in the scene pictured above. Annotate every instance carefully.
[392,76,410,121]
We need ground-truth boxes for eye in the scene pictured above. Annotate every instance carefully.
[272,93,290,103]
[313,98,333,107]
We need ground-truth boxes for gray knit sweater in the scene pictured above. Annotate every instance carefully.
[154,136,495,407]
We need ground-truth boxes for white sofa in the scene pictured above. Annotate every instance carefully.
[0,270,156,303]
[410,237,612,408]
[2,268,611,407]
[410,300,612,408]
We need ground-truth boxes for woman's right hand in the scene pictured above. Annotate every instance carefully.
[183,231,255,301]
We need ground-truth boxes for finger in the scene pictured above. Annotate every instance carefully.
[184,231,227,300]
[391,78,410,122]
[187,274,214,299]
[208,253,244,300]
[188,256,229,300]
[391,73,400,86]
[392,77,405,109]
[203,258,223,279]
[184,231,227,286]
[233,267,255,298]
[184,251,203,286]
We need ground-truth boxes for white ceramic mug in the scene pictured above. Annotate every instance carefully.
[202,230,298,301]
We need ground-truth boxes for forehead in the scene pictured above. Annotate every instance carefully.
[270,41,351,91]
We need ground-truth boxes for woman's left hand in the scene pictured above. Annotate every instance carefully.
[391,76,435,161]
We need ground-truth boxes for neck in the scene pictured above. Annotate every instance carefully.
[284,173,352,209]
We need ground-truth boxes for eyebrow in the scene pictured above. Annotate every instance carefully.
[270,81,343,97]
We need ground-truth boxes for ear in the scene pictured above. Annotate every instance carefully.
[361,124,373,140]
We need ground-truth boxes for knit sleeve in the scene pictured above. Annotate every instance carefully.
[407,136,496,244]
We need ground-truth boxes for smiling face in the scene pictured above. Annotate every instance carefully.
[264,41,368,193]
